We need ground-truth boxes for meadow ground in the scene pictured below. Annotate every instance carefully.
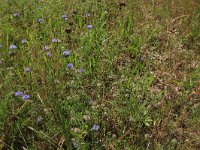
[0,0,199,149]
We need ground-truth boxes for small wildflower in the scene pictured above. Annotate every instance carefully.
[37,116,43,123]
[21,39,27,44]
[67,63,73,69]
[87,24,92,29]
[38,18,44,24]
[9,44,17,49]
[0,44,3,48]
[43,45,49,51]
[52,38,57,43]
[13,13,18,17]
[46,52,52,57]
[15,91,23,97]
[63,50,70,57]
[91,124,100,131]
[62,14,68,21]
[78,68,85,73]
[22,94,30,100]
[24,67,31,72]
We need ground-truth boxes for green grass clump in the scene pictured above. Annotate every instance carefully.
[0,0,199,149]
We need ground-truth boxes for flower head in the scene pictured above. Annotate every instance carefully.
[37,116,43,123]
[22,94,30,100]
[46,52,52,57]
[52,38,57,43]
[13,13,18,17]
[87,24,92,29]
[63,50,70,57]
[24,67,31,72]
[15,91,23,97]
[91,124,100,131]
[67,63,73,69]
[62,14,68,21]
[78,68,85,73]
[38,18,44,24]
[9,44,17,49]
[21,39,27,44]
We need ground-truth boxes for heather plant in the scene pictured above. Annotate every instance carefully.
[0,0,199,149]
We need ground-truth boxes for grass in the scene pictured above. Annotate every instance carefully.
[0,0,199,149]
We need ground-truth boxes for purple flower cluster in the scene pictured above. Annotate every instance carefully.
[9,44,17,50]
[24,67,31,72]
[87,24,92,29]
[91,124,100,131]
[63,50,70,57]
[15,91,30,101]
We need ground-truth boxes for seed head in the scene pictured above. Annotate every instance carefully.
[22,39,27,44]
[91,124,100,131]
[24,67,31,72]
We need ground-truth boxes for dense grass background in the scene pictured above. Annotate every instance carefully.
[0,0,199,149]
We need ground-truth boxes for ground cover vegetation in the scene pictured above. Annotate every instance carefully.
[0,0,199,149]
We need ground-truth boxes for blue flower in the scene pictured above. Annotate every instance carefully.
[91,124,100,131]
[21,39,27,44]
[24,67,31,72]
[67,63,73,69]
[15,91,23,97]
[9,44,17,49]
[78,68,85,73]
[63,50,70,57]
[46,52,52,57]
[13,13,18,17]
[86,13,91,17]
[22,94,30,100]
[87,24,92,29]
[62,14,67,20]
[38,18,44,24]
[52,38,57,43]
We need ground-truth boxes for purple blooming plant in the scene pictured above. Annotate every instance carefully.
[13,13,18,17]
[87,24,92,29]
[21,39,27,44]
[22,94,30,100]
[78,68,85,73]
[46,52,52,57]
[9,44,17,50]
[62,14,68,21]
[67,63,73,69]
[63,50,70,57]
[15,91,23,97]
[91,124,100,131]
[52,38,57,43]
[24,67,31,72]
